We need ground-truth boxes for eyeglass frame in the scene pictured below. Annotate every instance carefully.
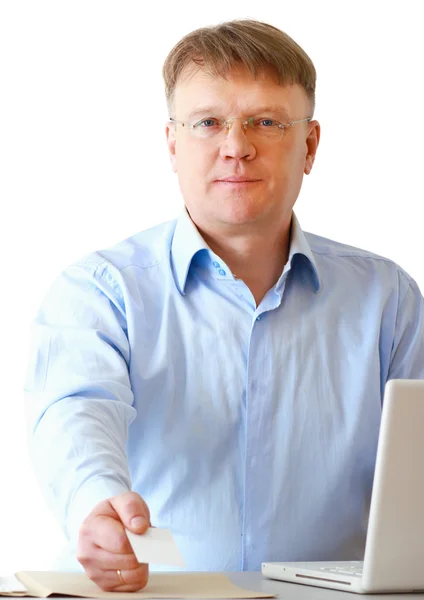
[168,115,312,139]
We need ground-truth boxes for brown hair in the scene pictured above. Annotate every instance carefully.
[162,19,316,117]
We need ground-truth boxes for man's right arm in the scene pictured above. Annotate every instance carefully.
[24,256,149,589]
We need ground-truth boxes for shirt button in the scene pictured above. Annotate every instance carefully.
[218,269,226,276]
[212,261,220,268]
[256,316,261,321]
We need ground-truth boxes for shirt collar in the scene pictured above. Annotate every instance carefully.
[286,213,322,293]
[171,208,321,295]
[171,208,210,295]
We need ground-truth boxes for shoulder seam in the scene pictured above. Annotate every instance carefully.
[79,251,165,276]
[311,248,401,266]
[119,256,165,272]
[397,266,414,290]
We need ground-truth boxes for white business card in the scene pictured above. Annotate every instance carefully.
[125,527,186,567]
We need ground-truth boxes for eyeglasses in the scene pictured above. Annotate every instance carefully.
[169,115,311,142]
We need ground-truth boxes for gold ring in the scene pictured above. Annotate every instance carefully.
[117,569,125,585]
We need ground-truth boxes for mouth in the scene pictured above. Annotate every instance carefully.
[215,178,261,185]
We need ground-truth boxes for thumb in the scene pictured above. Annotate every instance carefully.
[111,491,151,534]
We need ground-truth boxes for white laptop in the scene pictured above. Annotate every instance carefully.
[262,378,424,594]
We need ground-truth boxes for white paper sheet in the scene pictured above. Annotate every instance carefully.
[125,527,186,567]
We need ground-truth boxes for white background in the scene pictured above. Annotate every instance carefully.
[0,0,423,574]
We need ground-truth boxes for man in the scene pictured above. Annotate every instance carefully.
[25,18,424,592]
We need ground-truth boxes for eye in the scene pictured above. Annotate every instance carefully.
[197,118,220,128]
[256,118,280,127]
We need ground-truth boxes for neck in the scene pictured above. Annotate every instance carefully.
[195,216,292,307]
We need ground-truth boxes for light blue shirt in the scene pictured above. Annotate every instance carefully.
[25,209,424,571]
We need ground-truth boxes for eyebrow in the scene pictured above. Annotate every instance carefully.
[187,106,291,120]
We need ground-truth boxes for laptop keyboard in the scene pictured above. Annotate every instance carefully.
[318,562,363,577]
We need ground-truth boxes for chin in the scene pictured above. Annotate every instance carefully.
[186,189,275,229]
[218,196,268,223]
[215,207,269,228]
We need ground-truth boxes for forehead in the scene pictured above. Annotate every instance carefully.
[174,64,309,118]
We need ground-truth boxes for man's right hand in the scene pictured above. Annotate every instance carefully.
[76,491,151,591]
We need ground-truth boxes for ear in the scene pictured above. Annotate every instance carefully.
[165,122,178,173]
[304,120,320,175]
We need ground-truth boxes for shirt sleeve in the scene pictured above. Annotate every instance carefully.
[24,255,136,543]
[388,269,424,380]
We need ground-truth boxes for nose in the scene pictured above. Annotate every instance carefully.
[219,118,256,161]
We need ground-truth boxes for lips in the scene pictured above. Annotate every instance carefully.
[216,177,261,183]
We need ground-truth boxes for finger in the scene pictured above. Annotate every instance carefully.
[110,491,151,534]
[89,498,119,520]
[80,514,133,555]
[86,564,149,592]
[77,539,140,571]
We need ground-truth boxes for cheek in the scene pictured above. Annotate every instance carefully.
[177,146,214,187]
[269,149,305,194]
[276,143,306,178]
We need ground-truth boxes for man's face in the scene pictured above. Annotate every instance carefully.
[166,65,320,234]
